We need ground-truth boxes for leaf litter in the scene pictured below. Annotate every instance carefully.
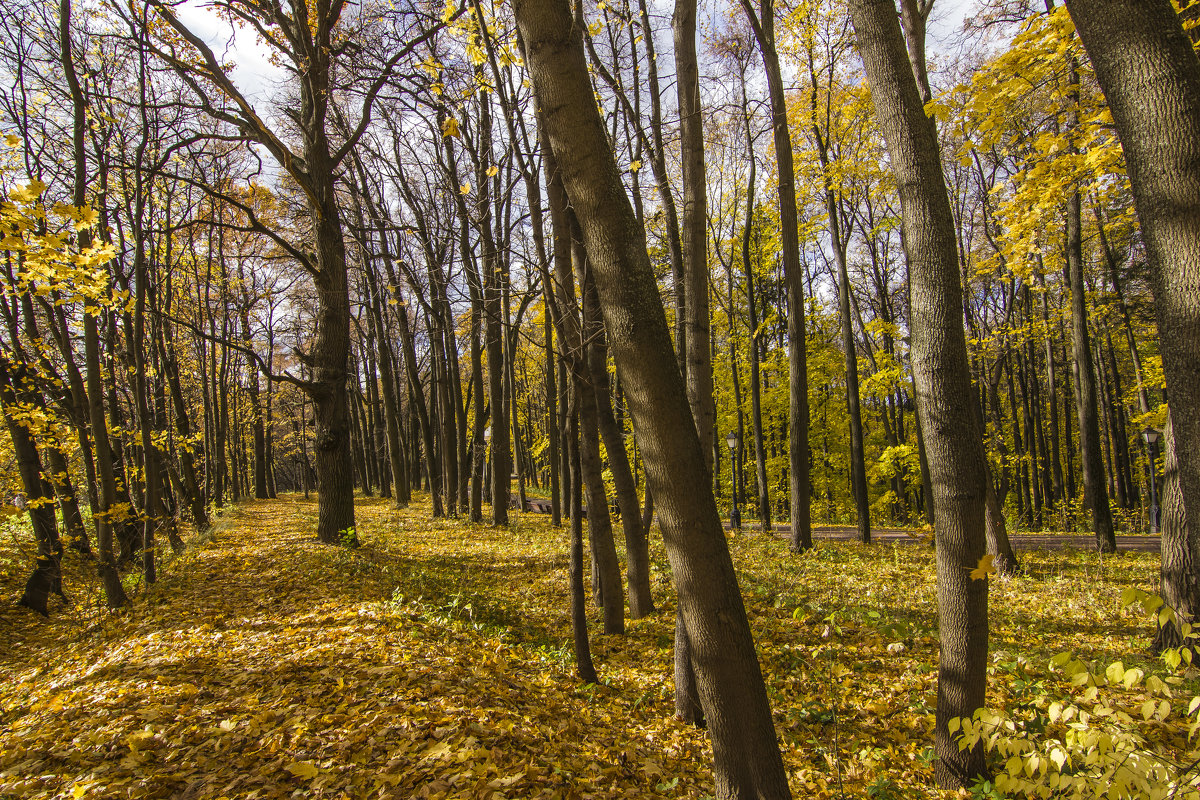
[0,495,1164,798]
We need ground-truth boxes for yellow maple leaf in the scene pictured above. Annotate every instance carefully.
[486,165,499,177]
[442,116,460,138]
[969,554,995,581]
[460,182,471,194]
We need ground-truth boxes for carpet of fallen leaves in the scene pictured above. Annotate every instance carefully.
[0,494,1165,799]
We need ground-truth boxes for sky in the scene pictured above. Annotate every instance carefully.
[176,0,980,112]
[173,2,288,108]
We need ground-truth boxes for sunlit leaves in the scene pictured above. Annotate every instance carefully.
[0,173,114,310]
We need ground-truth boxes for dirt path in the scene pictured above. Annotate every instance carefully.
[725,523,1161,552]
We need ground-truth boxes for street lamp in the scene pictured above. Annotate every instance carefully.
[726,431,740,531]
[1142,426,1161,535]
[483,428,492,505]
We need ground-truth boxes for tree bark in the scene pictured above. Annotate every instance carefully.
[516,0,792,793]
[1065,0,1200,637]
[739,0,813,553]
[849,0,989,787]
[674,0,715,473]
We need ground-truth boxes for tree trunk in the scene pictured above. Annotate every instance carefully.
[587,281,654,618]
[566,392,599,682]
[1066,192,1116,551]
[517,0,792,793]
[849,0,989,787]
[674,0,715,474]
[0,356,65,615]
[739,97,771,530]
[1065,0,1200,638]
[1154,418,1196,650]
[740,0,813,553]
[60,0,125,607]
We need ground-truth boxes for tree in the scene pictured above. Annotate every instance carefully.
[1064,0,1200,642]
[739,0,814,552]
[848,0,989,788]
[148,0,442,544]
[514,0,793,792]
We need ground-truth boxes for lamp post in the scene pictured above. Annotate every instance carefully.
[1142,426,1161,535]
[483,428,492,506]
[726,431,740,530]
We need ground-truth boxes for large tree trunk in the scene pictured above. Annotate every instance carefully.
[1153,418,1196,650]
[849,0,989,788]
[672,0,712,725]
[516,0,792,794]
[675,0,715,471]
[1064,0,1200,642]
[308,194,357,545]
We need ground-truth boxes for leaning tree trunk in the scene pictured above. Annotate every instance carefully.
[1064,0,1200,641]
[849,0,989,788]
[516,0,792,793]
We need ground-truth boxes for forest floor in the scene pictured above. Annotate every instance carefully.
[0,495,1172,799]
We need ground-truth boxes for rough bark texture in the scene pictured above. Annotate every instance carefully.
[849,0,989,788]
[1154,418,1196,650]
[516,0,792,793]
[1064,0,1200,640]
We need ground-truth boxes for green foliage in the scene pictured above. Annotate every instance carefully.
[952,590,1200,799]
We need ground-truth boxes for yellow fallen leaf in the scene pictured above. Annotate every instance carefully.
[285,761,319,780]
[969,554,995,581]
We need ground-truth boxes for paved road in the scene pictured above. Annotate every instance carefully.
[727,523,1161,553]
